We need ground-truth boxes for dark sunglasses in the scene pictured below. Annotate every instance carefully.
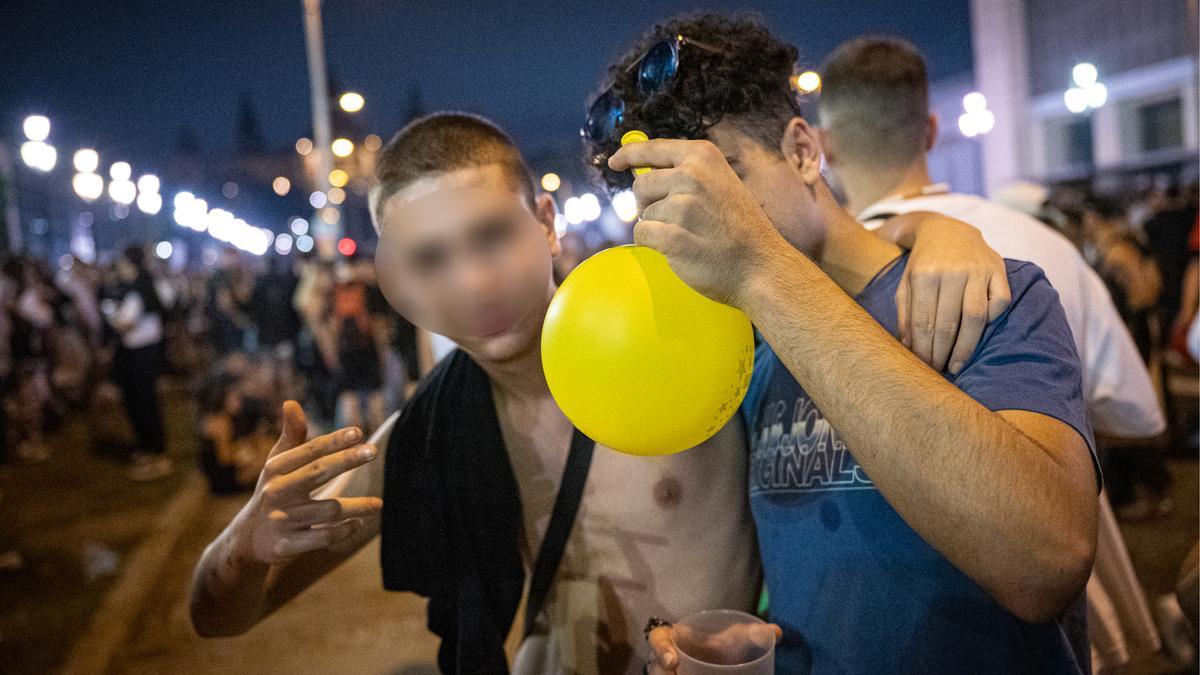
[582,34,729,143]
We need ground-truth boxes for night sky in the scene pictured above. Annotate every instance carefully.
[1,0,973,170]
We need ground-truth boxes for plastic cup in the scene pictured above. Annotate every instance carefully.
[673,609,775,674]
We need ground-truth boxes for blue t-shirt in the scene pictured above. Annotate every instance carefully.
[741,254,1097,674]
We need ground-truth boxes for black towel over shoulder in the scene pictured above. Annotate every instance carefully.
[380,349,525,674]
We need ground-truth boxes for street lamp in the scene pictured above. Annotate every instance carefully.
[958,91,995,138]
[20,116,56,172]
[339,92,364,112]
[331,138,354,157]
[794,71,821,94]
[1065,62,1106,113]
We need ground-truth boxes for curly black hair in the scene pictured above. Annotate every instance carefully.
[584,13,803,193]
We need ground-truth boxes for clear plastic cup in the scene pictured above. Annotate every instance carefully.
[673,609,775,674]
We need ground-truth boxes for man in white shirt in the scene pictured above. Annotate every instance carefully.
[815,36,1168,670]
[816,36,1164,442]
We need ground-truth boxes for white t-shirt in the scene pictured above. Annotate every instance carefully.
[112,290,163,349]
[860,192,1165,439]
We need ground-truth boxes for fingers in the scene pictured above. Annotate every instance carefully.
[267,400,308,459]
[266,426,362,476]
[608,138,705,172]
[630,167,687,212]
[271,518,364,558]
[930,273,968,372]
[987,268,1012,321]
[648,626,678,671]
[907,271,939,366]
[270,443,378,498]
[947,275,989,374]
[770,623,783,642]
[276,496,383,529]
[633,220,684,254]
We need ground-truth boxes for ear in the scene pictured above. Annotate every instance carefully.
[925,113,938,153]
[533,193,561,258]
[780,117,823,186]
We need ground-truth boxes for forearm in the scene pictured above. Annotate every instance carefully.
[189,517,271,637]
[741,247,1091,617]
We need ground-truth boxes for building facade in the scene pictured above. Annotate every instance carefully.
[971,0,1199,196]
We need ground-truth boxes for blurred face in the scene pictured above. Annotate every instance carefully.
[374,165,559,364]
[705,119,827,257]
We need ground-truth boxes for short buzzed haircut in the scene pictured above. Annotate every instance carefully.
[818,36,930,168]
[370,112,536,225]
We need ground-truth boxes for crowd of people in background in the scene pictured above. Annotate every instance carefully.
[0,179,1196,500]
[0,241,424,493]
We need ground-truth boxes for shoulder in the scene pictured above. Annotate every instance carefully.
[386,350,463,449]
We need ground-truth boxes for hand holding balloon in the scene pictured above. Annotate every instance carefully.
[540,131,753,456]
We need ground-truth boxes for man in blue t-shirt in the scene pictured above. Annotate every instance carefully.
[588,14,1100,674]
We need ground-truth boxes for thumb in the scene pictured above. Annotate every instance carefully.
[270,400,308,457]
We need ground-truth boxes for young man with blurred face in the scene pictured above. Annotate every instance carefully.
[190,113,1007,673]
[586,14,1101,674]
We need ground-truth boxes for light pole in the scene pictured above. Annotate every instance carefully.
[302,0,337,259]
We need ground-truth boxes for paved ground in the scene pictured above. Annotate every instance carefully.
[108,494,440,675]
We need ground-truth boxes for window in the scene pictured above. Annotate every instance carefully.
[1139,98,1183,153]
[1065,117,1094,167]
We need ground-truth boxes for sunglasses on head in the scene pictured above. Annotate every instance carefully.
[582,34,729,144]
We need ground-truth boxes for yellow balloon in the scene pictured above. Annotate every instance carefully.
[542,245,755,456]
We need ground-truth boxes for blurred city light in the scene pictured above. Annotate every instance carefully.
[331,138,354,157]
[72,172,104,201]
[1072,62,1098,87]
[564,196,583,225]
[290,217,309,236]
[795,71,821,94]
[579,193,602,222]
[73,148,99,173]
[1065,63,1106,113]
[364,134,382,151]
[309,191,327,208]
[328,169,349,187]
[296,234,315,252]
[155,241,173,259]
[612,189,638,222]
[327,187,345,204]
[108,177,136,204]
[110,161,131,181]
[137,174,160,194]
[23,115,50,142]
[274,232,294,255]
[337,237,356,256]
[295,138,313,155]
[958,92,995,137]
[541,172,562,192]
[339,92,364,112]
[136,191,163,215]
[272,176,291,196]
[1085,82,1107,108]
[222,182,238,199]
[320,207,339,224]
[1064,87,1089,113]
[21,141,57,171]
